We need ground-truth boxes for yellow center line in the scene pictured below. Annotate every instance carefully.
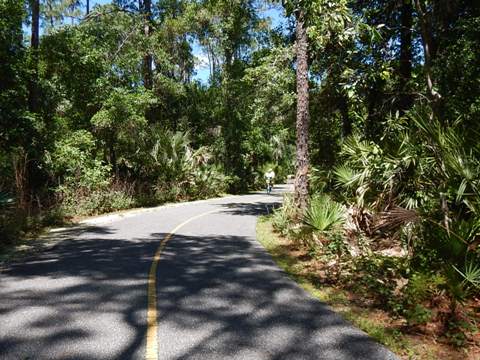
[146,209,219,360]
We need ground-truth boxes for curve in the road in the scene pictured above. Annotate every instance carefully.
[146,209,218,360]
[0,185,398,360]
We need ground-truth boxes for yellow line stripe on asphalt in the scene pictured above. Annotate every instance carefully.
[146,209,218,360]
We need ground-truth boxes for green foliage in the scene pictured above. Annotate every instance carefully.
[304,194,346,233]
[400,271,445,325]
[272,194,296,236]
[0,191,21,246]
[45,130,110,189]
[445,317,477,347]
[91,89,154,132]
[404,304,433,326]
[0,0,28,150]
[60,187,135,217]
[454,261,480,295]
[43,126,228,216]
[244,46,296,126]
[349,255,404,303]
[309,167,329,194]
[436,16,480,133]
[404,272,446,304]
[150,130,194,182]
[0,191,14,209]
[149,129,229,199]
[45,129,127,217]
[282,0,353,47]
[329,107,480,305]
[188,165,229,199]
[1,0,298,249]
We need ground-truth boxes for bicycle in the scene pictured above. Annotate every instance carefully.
[266,179,273,194]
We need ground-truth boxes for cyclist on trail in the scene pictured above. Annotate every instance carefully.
[265,168,275,194]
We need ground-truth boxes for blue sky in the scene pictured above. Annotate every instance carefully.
[86,0,287,83]
[191,6,286,83]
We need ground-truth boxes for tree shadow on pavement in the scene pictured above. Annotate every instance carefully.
[219,200,282,217]
[0,224,155,360]
[0,196,397,360]
[152,230,397,360]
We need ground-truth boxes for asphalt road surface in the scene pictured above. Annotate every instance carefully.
[0,185,398,360]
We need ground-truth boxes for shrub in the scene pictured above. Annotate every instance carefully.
[304,194,346,233]
[153,183,183,204]
[399,271,445,321]
[188,165,229,199]
[59,185,135,217]
[272,194,296,236]
[404,304,433,326]
[309,167,329,194]
[404,271,446,304]
[45,130,111,190]
[329,109,480,310]
[349,255,403,303]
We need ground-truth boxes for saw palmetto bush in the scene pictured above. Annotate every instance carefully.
[150,129,228,201]
[409,110,480,305]
[333,128,430,212]
[187,165,229,199]
[304,194,346,233]
[331,107,480,308]
[299,193,347,257]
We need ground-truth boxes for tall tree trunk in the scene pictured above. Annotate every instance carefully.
[28,0,39,113]
[142,0,153,89]
[31,0,39,51]
[294,9,310,212]
[86,0,89,15]
[414,0,441,114]
[47,0,54,28]
[399,0,413,112]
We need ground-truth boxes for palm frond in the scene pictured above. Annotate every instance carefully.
[373,206,419,233]
[304,194,346,233]
[333,165,361,189]
[454,261,480,290]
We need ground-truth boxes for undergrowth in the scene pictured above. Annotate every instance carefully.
[257,216,480,360]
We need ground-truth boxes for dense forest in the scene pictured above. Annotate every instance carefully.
[1,0,296,226]
[1,0,480,356]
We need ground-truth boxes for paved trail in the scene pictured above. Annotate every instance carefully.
[0,185,397,360]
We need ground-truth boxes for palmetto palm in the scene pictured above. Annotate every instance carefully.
[304,194,346,233]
